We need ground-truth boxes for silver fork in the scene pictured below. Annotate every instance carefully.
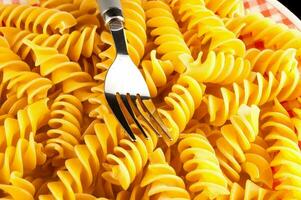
[98,0,171,141]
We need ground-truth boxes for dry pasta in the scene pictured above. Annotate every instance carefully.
[0,0,301,199]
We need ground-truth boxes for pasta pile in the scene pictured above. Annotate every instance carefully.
[0,0,301,199]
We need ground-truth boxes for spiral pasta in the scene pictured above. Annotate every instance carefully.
[214,104,260,183]
[168,0,246,58]
[158,75,206,143]
[245,48,298,75]
[204,0,245,18]
[40,0,100,29]
[140,148,190,199]
[224,13,301,60]
[261,100,301,198]
[102,125,158,190]
[45,94,83,167]
[181,50,251,85]
[0,26,101,62]
[144,0,192,73]
[204,69,301,126]
[0,4,77,34]
[24,40,96,102]
[178,131,229,199]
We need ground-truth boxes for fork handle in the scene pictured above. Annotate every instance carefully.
[98,0,124,25]
[98,0,128,55]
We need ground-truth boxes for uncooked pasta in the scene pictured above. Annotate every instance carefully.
[0,0,301,199]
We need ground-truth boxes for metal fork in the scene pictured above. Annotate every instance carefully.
[98,0,171,141]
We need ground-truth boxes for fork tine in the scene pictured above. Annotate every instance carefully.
[126,94,162,137]
[136,95,173,140]
[117,93,149,140]
[105,93,136,141]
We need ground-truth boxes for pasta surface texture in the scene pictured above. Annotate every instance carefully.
[0,0,300,199]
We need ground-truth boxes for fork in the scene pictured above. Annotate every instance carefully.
[98,0,171,141]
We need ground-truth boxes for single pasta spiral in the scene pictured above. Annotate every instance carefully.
[261,100,301,198]
[98,0,147,69]
[140,148,191,199]
[245,48,298,75]
[168,0,246,57]
[0,4,77,34]
[158,75,205,143]
[102,125,158,190]
[24,40,96,102]
[204,0,245,18]
[40,0,100,29]
[204,69,301,126]
[178,131,229,199]
[224,13,301,60]
[45,94,83,167]
[0,26,101,62]
[215,105,260,183]
[180,50,251,85]
[144,0,192,73]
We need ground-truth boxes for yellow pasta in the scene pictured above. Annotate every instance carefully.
[0,0,300,199]
[0,26,101,61]
[178,131,229,199]
[0,4,77,34]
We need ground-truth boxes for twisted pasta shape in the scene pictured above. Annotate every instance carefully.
[158,75,206,143]
[0,26,101,62]
[0,37,52,105]
[242,136,273,188]
[204,0,245,18]
[204,69,301,126]
[215,104,260,183]
[44,110,125,199]
[102,125,158,190]
[225,13,301,60]
[0,132,46,184]
[24,40,96,102]
[178,131,229,199]
[180,50,251,85]
[0,172,36,200]
[141,50,174,97]
[144,0,192,73]
[245,48,298,75]
[168,0,246,57]
[0,4,77,34]
[98,0,147,69]
[0,98,50,149]
[45,94,83,167]
[140,148,190,199]
[40,0,100,29]
[261,100,301,198]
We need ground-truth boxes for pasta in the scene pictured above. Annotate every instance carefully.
[0,0,301,199]
[214,104,260,183]
[0,4,77,34]
[40,0,100,29]
[178,131,229,199]
[0,26,101,61]
[225,13,301,60]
